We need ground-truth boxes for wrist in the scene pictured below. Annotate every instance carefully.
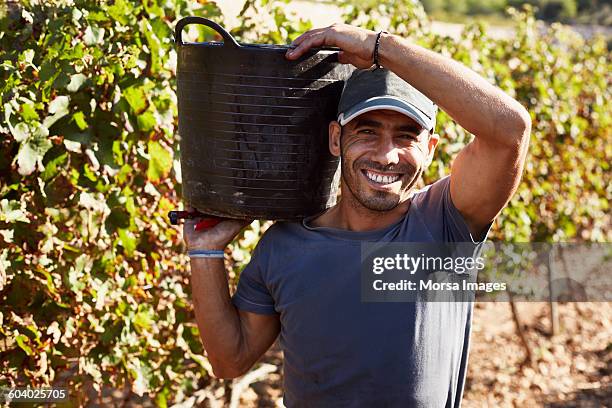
[188,249,225,259]
[187,242,226,251]
[372,30,386,69]
[375,31,392,68]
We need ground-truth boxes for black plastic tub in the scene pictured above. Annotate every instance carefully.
[175,17,352,220]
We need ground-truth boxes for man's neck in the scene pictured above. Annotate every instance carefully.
[311,190,413,232]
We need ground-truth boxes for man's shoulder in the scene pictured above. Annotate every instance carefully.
[411,175,451,208]
[255,220,303,250]
[410,175,489,243]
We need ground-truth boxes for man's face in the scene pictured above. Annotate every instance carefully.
[329,109,439,212]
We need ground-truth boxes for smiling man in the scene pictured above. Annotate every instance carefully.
[321,67,439,225]
[184,24,530,407]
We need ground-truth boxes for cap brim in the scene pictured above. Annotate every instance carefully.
[338,96,434,131]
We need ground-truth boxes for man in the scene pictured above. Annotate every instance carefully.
[184,24,530,407]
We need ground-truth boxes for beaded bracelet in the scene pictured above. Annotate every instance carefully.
[373,30,388,70]
[188,249,225,258]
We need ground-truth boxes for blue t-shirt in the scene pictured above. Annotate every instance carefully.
[231,176,490,407]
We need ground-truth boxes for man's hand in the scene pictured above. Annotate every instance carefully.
[183,208,252,250]
[285,24,378,69]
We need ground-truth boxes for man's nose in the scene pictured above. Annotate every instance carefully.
[371,138,400,166]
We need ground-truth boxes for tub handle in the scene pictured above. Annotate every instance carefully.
[175,17,240,48]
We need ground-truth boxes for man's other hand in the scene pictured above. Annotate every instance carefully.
[183,208,252,250]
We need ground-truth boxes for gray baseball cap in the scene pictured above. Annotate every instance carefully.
[337,68,438,132]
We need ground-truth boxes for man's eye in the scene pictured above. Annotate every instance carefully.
[358,129,375,135]
[399,133,418,141]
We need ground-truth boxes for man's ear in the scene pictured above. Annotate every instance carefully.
[329,121,342,157]
[425,132,440,166]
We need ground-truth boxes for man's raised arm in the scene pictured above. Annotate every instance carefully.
[286,24,531,238]
[377,33,530,238]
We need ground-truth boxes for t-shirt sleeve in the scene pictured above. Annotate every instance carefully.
[414,175,492,243]
[231,238,278,315]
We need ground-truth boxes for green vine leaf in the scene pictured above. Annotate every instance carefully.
[16,125,52,176]
[83,25,105,46]
[147,140,173,182]
[66,73,87,92]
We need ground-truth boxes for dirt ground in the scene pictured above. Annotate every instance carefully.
[81,302,610,406]
[233,302,611,408]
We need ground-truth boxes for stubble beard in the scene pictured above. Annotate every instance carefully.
[340,154,421,212]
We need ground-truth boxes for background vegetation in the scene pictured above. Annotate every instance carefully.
[0,0,610,405]
[417,0,612,25]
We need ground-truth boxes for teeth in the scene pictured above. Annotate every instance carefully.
[365,170,400,184]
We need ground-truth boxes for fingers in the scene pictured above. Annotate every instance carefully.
[286,28,328,60]
[183,218,253,250]
[187,217,251,235]
[206,219,252,245]
[183,217,197,234]
[214,220,240,235]
[220,219,250,231]
[285,24,374,67]
[290,27,326,47]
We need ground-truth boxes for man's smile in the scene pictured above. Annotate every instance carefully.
[361,169,404,189]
